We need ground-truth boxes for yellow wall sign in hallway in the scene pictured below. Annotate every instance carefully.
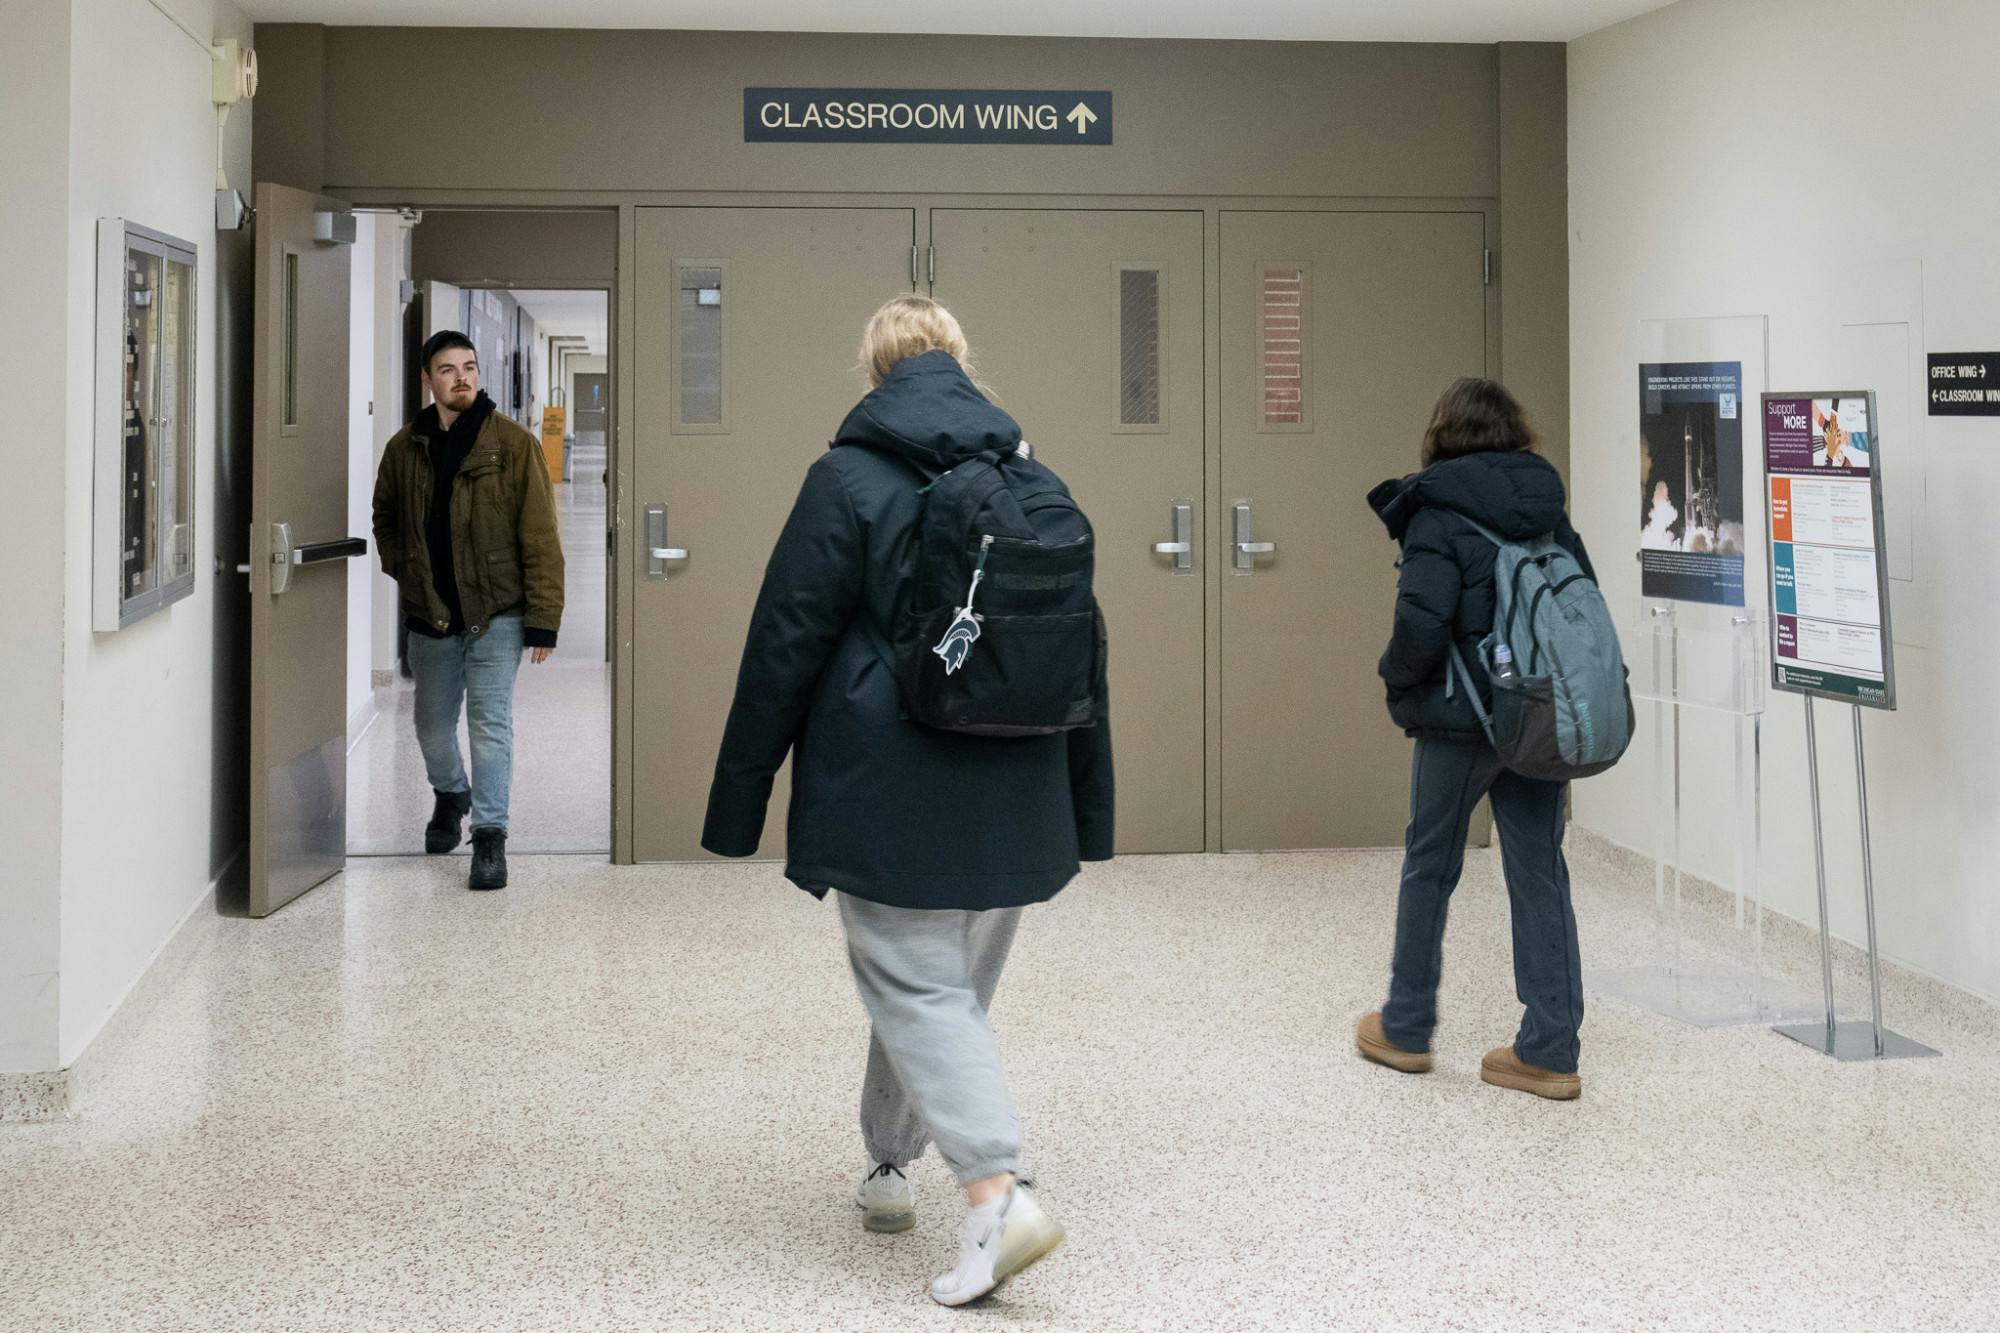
[540,407,565,484]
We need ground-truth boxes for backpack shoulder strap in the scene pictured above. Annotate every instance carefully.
[857,612,897,673]
[1442,510,1509,548]
[1447,508,1580,560]
[923,455,1013,547]
[1447,642,1500,749]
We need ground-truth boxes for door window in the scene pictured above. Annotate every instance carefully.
[1114,263,1166,432]
[676,263,726,429]
[1258,263,1310,431]
[282,251,301,429]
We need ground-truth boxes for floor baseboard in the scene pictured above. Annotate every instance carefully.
[1,856,233,1124]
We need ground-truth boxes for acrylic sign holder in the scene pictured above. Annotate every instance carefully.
[1590,602,1821,1027]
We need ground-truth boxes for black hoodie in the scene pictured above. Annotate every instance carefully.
[410,390,496,639]
[701,351,1115,911]
[1368,450,1595,740]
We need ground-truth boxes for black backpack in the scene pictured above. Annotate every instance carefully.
[863,445,1106,737]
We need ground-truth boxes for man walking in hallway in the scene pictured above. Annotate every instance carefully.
[372,330,564,890]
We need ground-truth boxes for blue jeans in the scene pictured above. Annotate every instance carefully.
[407,615,523,832]
[1379,736,1585,1073]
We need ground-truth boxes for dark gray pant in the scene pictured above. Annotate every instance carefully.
[1379,737,1585,1073]
[837,894,1024,1185]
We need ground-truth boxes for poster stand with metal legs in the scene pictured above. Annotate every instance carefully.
[1590,603,1821,1027]
[1772,699,1940,1061]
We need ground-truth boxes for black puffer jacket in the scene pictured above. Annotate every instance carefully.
[701,351,1115,911]
[1369,451,1596,740]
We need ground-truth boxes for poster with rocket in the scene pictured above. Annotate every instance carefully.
[1638,361,1747,607]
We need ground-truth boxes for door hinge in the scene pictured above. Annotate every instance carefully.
[910,244,918,289]
[1483,248,1493,286]
[927,245,936,289]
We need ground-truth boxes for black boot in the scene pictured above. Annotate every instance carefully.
[469,826,508,891]
[425,788,471,854]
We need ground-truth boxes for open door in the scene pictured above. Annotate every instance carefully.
[247,183,361,916]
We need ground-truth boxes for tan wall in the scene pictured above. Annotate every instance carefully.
[411,210,617,287]
[249,23,323,193]
[1495,42,1569,477]
[253,25,1566,460]
[258,28,1503,200]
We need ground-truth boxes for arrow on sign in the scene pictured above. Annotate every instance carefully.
[1066,102,1098,134]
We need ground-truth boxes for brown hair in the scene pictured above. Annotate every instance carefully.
[1421,377,1535,467]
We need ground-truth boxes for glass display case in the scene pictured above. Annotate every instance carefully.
[95,220,197,630]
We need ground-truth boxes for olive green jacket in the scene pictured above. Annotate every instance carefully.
[371,407,564,642]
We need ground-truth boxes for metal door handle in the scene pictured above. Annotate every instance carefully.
[1155,501,1195,574]
[1232,501,1276,574]
[295,538,369,565]
[263,527,370,594]
[645,504,686,577]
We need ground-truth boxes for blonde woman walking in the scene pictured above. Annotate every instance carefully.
[703,296,1114,1305]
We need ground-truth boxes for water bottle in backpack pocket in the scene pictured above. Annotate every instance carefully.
[1447,517,1634,781]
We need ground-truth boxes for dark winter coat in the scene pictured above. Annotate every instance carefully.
[701,351,1115,911]
[1369,450,1596,741]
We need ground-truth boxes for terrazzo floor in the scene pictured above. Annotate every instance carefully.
[4,843,1996,1330]
[347,439,611,856]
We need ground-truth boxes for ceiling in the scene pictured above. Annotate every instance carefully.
[240,0,1677,43]
[511,290,608,356]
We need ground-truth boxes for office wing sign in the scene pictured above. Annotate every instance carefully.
[745,89,1112,144]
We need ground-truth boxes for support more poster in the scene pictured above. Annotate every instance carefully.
[1764,393,1893,707]
[1639,361,1747,606]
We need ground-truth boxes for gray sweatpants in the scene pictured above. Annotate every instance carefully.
[836,893,1024,1186]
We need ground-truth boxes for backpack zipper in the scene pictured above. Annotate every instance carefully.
[965,534,993,622]
[931,536,994,674]
[1524,573,1594,673]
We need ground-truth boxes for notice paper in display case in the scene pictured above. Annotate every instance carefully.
[1762,392,1895,709]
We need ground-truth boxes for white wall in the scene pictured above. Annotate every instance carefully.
[1569,0,2000,1001]
[0,0,73,1074]
[56,0,253,1065]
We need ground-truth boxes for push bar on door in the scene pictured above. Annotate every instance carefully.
[260,522,369,595]
[295,538,369,564]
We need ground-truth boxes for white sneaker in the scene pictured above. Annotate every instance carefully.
[855,1162,915,1234]
[929,1184,1065,1308]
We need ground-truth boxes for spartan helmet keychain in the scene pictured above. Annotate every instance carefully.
[933,535,994,675]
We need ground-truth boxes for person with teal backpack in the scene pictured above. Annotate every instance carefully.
[1353,378,1627,1101]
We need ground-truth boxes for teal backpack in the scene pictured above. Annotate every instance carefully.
[1445,516,1633,781]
